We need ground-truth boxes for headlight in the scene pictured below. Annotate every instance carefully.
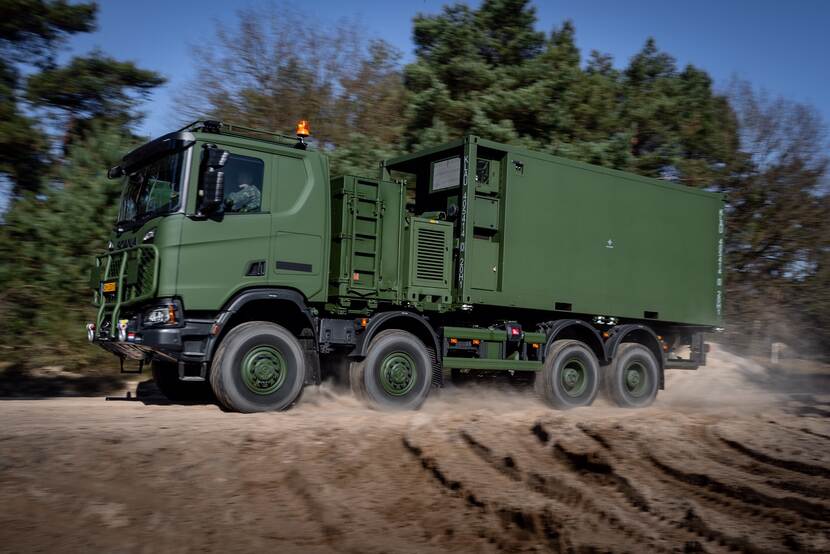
[144,304,177,326]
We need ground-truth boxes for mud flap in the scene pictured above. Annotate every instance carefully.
[300,338,321,385]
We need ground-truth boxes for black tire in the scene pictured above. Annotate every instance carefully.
[151,361,213,402]
[602,343,659,408]
[535,339,600,409]
[349,330,432,410]
[209,321,306,413]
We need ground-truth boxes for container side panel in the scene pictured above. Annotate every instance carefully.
[471,149,722,326]
[605,182,722,325]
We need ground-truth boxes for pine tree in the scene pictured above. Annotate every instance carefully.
[0,125,138,368]
[0,0,96,192]
[0,1,165,369]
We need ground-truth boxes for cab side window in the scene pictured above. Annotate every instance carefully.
[223,154,264,213]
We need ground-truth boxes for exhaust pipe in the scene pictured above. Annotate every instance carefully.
[86,323,96,342]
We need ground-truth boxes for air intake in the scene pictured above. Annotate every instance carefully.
[415,227,447,283]
[406,217,452,300]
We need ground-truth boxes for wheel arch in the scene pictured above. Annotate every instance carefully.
[220,287,315,330]
[206,287,320,384]
[605,324,665,388]
[543,319,607,364]
[351,311,442,386]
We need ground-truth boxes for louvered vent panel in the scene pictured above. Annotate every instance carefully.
[415,227,447,282]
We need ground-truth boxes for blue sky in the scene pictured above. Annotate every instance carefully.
[56,0,830,139]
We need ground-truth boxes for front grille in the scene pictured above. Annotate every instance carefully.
[105,251,125,280]
[123,247,158,302]
[93,245,159,307]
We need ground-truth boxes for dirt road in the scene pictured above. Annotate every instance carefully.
[1,347,828,553]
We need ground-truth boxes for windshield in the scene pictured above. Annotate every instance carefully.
[117,150,187,227]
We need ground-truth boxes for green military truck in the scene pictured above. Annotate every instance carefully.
[89,121,724,412]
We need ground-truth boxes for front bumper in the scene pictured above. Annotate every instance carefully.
[93,318,216,363]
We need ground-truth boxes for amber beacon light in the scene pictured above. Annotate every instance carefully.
[296,120,311,137]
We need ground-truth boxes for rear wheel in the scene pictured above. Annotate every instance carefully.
[151,361,213,402]
[209,322,306,413]
[535,339,599,409]
[603,343,659,408]
[349,330,432,410]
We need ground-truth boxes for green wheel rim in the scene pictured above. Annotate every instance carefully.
[560,358,588,397]
[624,362,649,397]
[241,345,287,395]
[379,351,417,397]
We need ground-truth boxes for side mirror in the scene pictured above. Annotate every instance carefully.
[199,145,229,214]
[107,165,124,179]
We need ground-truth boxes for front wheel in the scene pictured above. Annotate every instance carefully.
[602,343,659,408]
[209,322,306,413]
[349,330,432,410]
[535,339,600,409]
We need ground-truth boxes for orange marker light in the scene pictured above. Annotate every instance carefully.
[531,343,540,349]
[449,338,458,345]
[296,120,311,137]
[360,318,368,328]
[602,331,609,338]
[471,339,481,346]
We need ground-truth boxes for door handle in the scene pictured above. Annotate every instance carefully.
[245,260,266,277]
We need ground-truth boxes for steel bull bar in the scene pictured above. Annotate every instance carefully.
[89,244,159,344]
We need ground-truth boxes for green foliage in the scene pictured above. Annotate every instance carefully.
[26,52,165,136]
[0,62,45,192]
[0,124,138,367]
[0,0,164,369]
[0,0,98,192]
[0,0,164,194]
[0,0,95,62]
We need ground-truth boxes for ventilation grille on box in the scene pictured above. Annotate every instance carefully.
[415,227,447,283]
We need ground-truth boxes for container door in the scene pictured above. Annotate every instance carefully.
[468,158,503,293]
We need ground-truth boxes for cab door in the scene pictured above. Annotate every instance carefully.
[176,146,273,310]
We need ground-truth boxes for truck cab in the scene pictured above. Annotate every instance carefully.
[90,123,328,390]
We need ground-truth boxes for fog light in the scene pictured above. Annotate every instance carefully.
[86,323,96,342]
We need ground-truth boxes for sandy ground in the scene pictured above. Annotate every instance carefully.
[0,346,828,553]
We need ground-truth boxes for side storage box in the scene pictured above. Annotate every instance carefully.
[329,176,405,304]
